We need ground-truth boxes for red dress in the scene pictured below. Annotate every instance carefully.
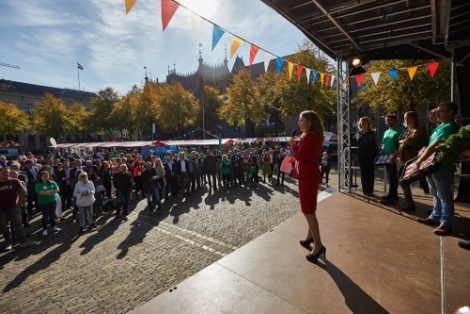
[291,132,322,214]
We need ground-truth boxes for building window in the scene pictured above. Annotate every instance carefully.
[40,136,47,143]
[25,104,33,114]
[28,135,35,144]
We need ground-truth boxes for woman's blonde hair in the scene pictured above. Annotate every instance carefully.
[357,117,372,132]
[300,110,324,141]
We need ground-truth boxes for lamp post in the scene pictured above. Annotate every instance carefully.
[202,100,205,140]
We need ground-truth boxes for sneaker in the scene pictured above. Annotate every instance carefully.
[458,240,470,250]
[78,227,84,234]
[3,244,13,251]
[52,226,61,232]
[433,225,452,236]
[42,229,48,236]
[89,223,96,228]
[20,240,37,247]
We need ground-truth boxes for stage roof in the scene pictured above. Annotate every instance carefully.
[260,0,470,64]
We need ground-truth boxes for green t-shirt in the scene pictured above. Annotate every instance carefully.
[35,181,59,205]
[382,125,405,153]
[429,121,460,171]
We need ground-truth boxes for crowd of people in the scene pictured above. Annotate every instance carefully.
[0,141,316,251]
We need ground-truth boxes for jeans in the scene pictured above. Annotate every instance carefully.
[40,201,57,230]
[116,188,131,214]
[78,205,94,227]
[146,185,161,210]
[0,207,28,244]
[385,163,398,198]
[427,170,454,227]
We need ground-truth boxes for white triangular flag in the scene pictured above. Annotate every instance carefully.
[305,68,311,84]
[264,52,272,72]
[371,72,381,85]
[330,75,335,88]
[191,12,204,40]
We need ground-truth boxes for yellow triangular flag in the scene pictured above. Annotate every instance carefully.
[125,0,137,14]
[230,36,243,59]
[287,62,294,79]
[407,66,418,81]
[320,73,325,86]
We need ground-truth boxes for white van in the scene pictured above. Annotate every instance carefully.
[0,148,19,160]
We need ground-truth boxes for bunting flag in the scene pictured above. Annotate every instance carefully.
[427,62,439,78]
[325,74,331,87]
[287,62,294,79]
[312,70,318,84]
[297,65,303,81]
[389,69,398,81]
[320,73,325,86]
[276,57,283,75]
[264,52,272,72]
[355,74,364,87]
[407,66,418,81]
[125,0,137,15]
[161,0,179,31]
[371,72,381,85]
[305,69,311,84]
[249,44,259,67]
[230,36,243,59]
[330,75,335,88]
[212,25,225,51]
[191,13,204,40]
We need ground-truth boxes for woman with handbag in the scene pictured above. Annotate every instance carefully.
[396,111,428,211]
[355,117,378,196]
[73,172,96,233]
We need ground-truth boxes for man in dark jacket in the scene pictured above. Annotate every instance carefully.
[163,156,178,198]
[202,150,217,190]
[175,153,191,196]
[113,164,133,217]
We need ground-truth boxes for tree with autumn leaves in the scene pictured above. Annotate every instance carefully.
[352,59,453,113]
[0,101,30,144]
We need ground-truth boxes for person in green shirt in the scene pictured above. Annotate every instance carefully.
[413,101,460,236]
[220,155,231,187]
[380,114,405,205]
[35,171,61,236]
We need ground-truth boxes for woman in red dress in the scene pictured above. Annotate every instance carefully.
[289,110,325,263]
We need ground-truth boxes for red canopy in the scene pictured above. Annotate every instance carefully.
[153,141,166,147]
[0,140,22,148]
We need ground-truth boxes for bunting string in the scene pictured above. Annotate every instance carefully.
[126,1,442,90]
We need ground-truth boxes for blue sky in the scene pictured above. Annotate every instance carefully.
[0,0,311,95]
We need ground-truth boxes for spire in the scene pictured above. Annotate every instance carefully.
[198,43,203,66]
[167,64,170,74]
[174,62,176,72]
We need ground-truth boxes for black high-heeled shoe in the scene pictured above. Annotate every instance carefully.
[299,238,314,249]
[306,246,326,263]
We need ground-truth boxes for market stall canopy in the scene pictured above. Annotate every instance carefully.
[260,0,470,63]
[0,140,23,148]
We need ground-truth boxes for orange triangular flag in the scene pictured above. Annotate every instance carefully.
[249,44,259,67]
[325,74,331,87]
[427,62,439,78]
[297,65,303,81]
[125,0,137,14]
[407,66,418,81]
[162,0,179,31]
[320,73,325,86]
[230,36,243,59]
[287,62,294,79]
[355,74,364,87]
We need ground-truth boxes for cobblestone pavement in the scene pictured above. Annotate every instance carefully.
[0,176,305,314]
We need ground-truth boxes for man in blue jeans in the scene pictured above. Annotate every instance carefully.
[412,101,460,236]
[141,162,162,213]
[113,164,133,218]
[380,114,404,205]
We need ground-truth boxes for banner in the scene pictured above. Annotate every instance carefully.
[249,44,259,66]
[125,0,137,15]
[212,25,225,51]
[276,57,283,75]
[230,36,243,59]
[162,0,179,31]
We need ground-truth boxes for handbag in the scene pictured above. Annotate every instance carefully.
[400,152,440,184]
[374,153,395,166]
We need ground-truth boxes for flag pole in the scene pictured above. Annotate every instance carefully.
[77,66,81,90]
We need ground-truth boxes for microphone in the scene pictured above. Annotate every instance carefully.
[291,130,297,137]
